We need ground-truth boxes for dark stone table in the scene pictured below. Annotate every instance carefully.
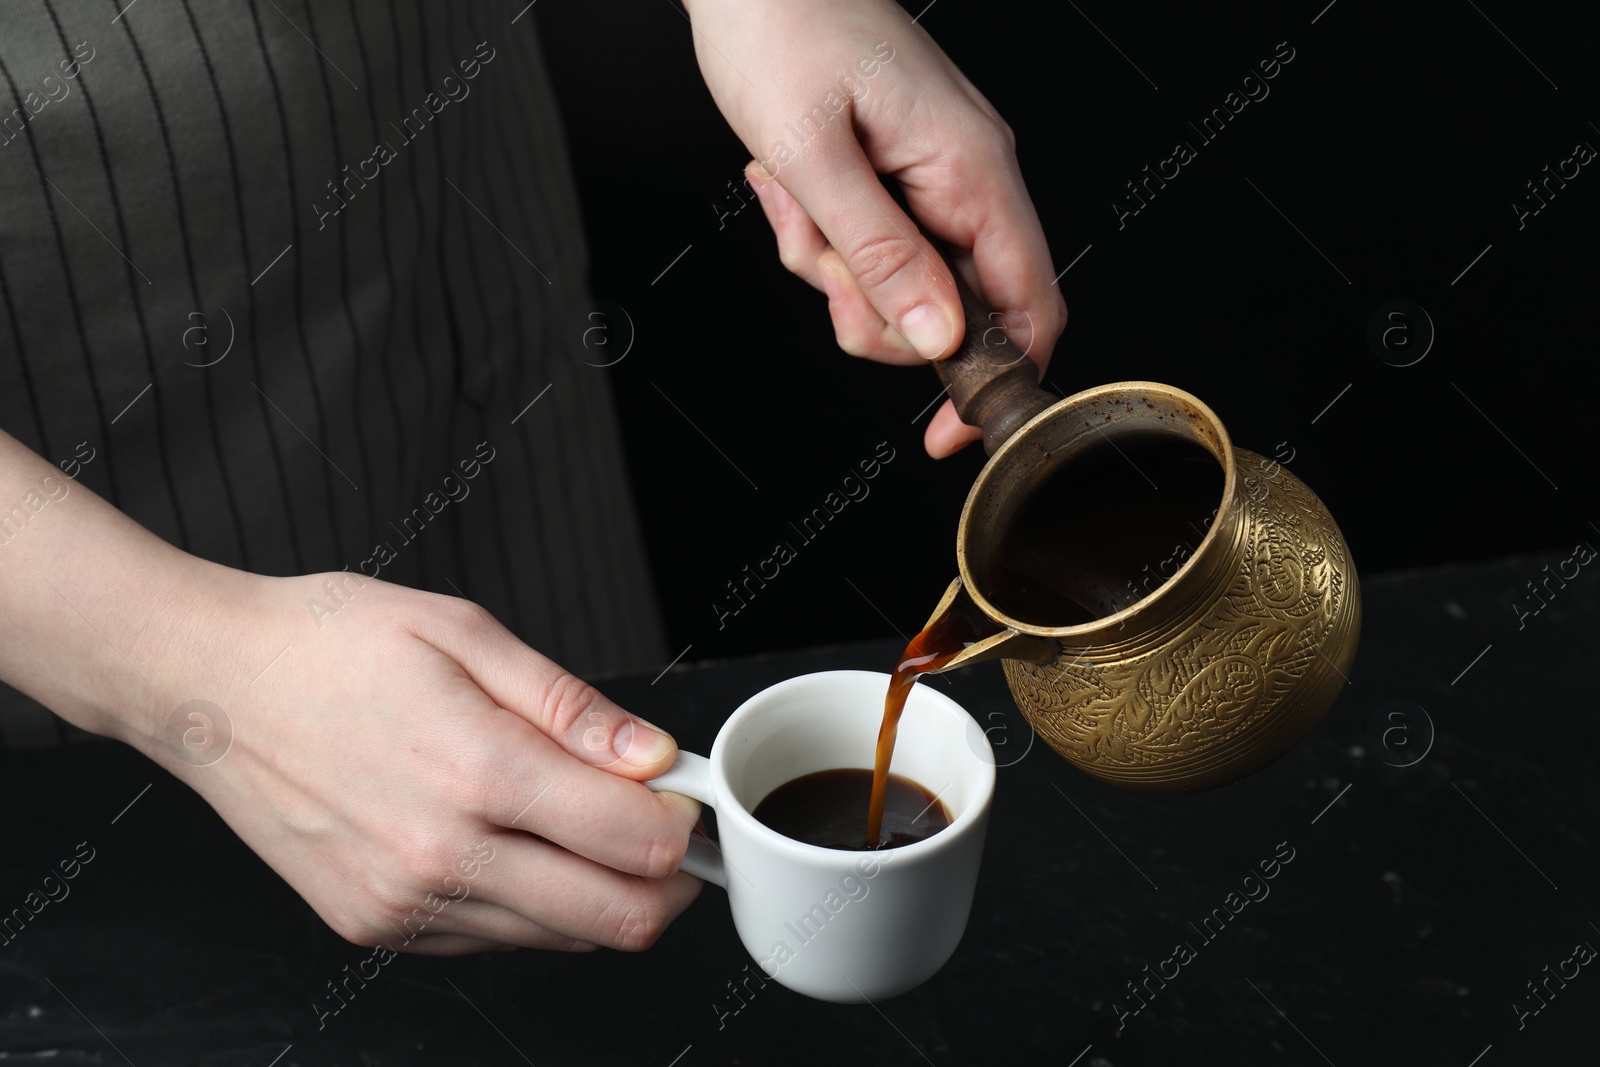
[3,551,1596,1066]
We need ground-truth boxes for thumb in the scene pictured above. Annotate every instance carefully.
[779,142,962,360]
[560,684,682,781]
[408,599,680,780]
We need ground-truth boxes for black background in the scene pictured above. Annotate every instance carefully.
[533,0,1596,666]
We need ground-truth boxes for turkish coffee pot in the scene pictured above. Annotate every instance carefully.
[922,276,1360,792]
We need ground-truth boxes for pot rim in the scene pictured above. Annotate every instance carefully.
[955,380,1238,639]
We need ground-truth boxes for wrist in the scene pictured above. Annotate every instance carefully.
[90,561,293,781]
[0,429,285,765]
[78,554,250,755]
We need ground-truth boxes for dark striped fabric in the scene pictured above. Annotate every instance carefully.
[0,0,665,747]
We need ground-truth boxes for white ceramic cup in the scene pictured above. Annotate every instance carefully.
[646,670,995,1003]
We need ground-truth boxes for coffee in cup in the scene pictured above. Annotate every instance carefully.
[753,768,952,851]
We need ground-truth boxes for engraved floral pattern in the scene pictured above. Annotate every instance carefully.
[1002,453,1358,790]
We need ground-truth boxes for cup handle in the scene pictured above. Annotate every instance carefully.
[645,751,727,888]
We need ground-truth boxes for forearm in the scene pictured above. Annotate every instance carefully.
[0,427,251,752]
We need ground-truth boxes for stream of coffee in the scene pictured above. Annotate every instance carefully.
[865,432,1223,847]
[865,595,996,847]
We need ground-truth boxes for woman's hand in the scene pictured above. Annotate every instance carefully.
[125,570,703,956]
[686,0,1067,457]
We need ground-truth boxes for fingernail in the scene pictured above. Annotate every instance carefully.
[899,304,955,359]
[613,718,674,767]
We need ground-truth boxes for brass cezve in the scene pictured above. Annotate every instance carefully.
[922,280,1360,792]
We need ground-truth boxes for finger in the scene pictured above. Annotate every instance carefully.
[903,133,1067,373]
[778,140,962,360]
[478,717,701,878]
[924,399,983,459]
[477,833,705,952]
[968,305,1048,372]
[389,897,600,953]
[746,161,828,291]
[408,603,680,780]
[816,249,922,365]
[965,217,1067,378]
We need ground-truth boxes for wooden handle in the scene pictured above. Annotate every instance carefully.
[931,256,1057,455]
